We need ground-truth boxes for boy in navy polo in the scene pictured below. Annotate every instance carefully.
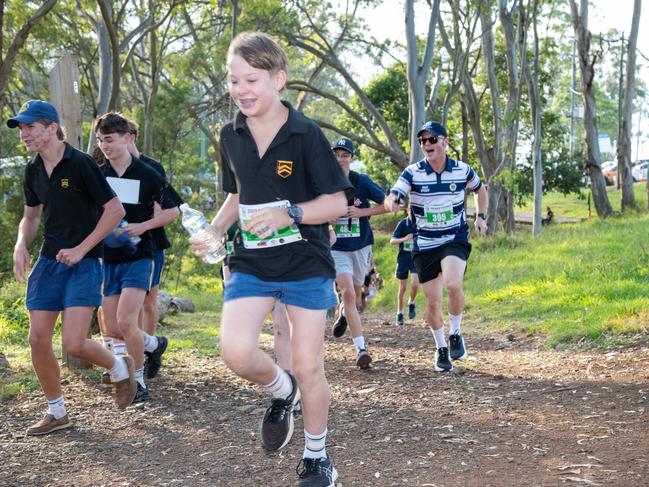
[190,32,349,486]
[390,204,420,326]
[385,121,488,372]
[9,100,137,435]
[94,112,180,403]
[329,137,386,369]
[126,121,183,379]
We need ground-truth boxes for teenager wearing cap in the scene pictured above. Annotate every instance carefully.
[9,100,137,435]
[330,137,387,369]
[385,121,488,372]
[94,112,180,403]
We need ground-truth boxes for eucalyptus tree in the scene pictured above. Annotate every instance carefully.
[617,0,641,211]
[568,0,612,217]
[0,0,57,113]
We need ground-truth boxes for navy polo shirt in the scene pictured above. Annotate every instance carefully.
[331,171,385,252]
[23,142,116,260]
[220,101,352,281]
[139,153,183,251]
[392,217,417,266]
[102,156,178,263]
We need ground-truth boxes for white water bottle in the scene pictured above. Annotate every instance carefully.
[179,203,226,264]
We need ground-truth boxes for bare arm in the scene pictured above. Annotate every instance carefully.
[347,202,389,218]
[13,205,42,283]
[390,234,413,246]
[211,193,241,235]
[473,185,488,236]
[124,206,179,237]
[56,196,126,266]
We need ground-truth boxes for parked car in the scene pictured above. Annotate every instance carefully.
[601,161,617,186]
[632,161,648,182]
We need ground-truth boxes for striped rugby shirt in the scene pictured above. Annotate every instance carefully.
[390,156,482,252]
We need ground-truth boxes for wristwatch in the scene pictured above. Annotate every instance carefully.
[477,213,487,220]
[287,205,304,225]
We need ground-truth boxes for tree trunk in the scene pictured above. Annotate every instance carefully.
[618,0,641,211]
[87,22,111,153]
[569,0,612,218]
[405,0,441,165]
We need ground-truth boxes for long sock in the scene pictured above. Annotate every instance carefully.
[101,333,114,353]
[112,339,127,357]
[109,356,129,382]
[47,396,67,420]
[135,367,146,388]
[303,428,327,460]
[449,313,463,336]
[143,332,158,353]
[353,336,366,352]
[264,365,293,399]
[431,327,447,349]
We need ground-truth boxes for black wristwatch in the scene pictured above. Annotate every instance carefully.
[287,205,303,225]
[477,213,487,220]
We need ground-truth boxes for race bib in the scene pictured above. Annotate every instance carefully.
[225,240,234,254]
[334,217,360,238]
[403,240,413,251]
[239,200,303,249]
[424,204,453,226]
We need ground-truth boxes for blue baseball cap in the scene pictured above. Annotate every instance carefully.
[416,121,447,138]
[6,100,60,129]
[331,137,355,154]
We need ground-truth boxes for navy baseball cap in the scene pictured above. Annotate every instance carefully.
[416,121,447,138]
[331,137,355,154]
[6,100,60,128]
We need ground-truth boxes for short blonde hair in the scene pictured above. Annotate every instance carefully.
[227,32,288,74]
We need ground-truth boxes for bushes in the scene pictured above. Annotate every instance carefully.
[0,280,29,345]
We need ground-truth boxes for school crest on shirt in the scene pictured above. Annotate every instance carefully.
[276,160,293,178]
[60,178,69,188]
[449,183,457,192]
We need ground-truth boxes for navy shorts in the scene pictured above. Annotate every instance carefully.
[26,256,103,311]
[395,255,417,280]
[224,272,337,310]
[413,241,471,284]
[103,258,154,297]
[150,250,165,288]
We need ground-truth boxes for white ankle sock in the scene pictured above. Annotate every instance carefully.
[47,396,67,420]
[449,313,463,336]
[135,367,146,387]
[112,339,127,357]
[431,327,447,348]
[109,356,129,382]
[101,333,113,352]
[264,365,293,399]
[303,428,327,460]
[143,332,158,353]
[353,336,366,352]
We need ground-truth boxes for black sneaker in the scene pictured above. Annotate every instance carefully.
[356,348,372,369]
[260,371,300,451]
[435,347,453,372]
[145,336,168,379]
[396,312,404,326]
[449,333,468,360]
[132,383,150,403]
[296,454,338,487]
[408,302,416,319]
[332,306,347,338]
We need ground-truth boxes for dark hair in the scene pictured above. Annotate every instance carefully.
[93,111,132,135]
[91,144,106,166]
[38,119,66,141]
[127,120,139,137]
[228,32,288,75]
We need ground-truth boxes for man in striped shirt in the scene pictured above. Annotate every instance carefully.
[385,121,488,372]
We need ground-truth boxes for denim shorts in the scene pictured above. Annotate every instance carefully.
[103,258,154,296]
[150,250,165,288]
[26,256,103,311]
[223,272,337,310]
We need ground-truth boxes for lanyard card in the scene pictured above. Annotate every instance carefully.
[239,200,303,249]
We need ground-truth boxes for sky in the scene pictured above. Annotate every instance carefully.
[357,0,649,160]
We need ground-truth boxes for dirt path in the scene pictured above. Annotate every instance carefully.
[1,312,648,486]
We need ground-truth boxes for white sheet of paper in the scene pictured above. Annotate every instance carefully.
[106,177,140,204]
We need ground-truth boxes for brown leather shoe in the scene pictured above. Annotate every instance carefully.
[112,355,137,409]
[101,371,111,385]
[26,413,72,436]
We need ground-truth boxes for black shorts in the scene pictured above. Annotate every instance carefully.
[395,259,417,280]
[413,241,471,284]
